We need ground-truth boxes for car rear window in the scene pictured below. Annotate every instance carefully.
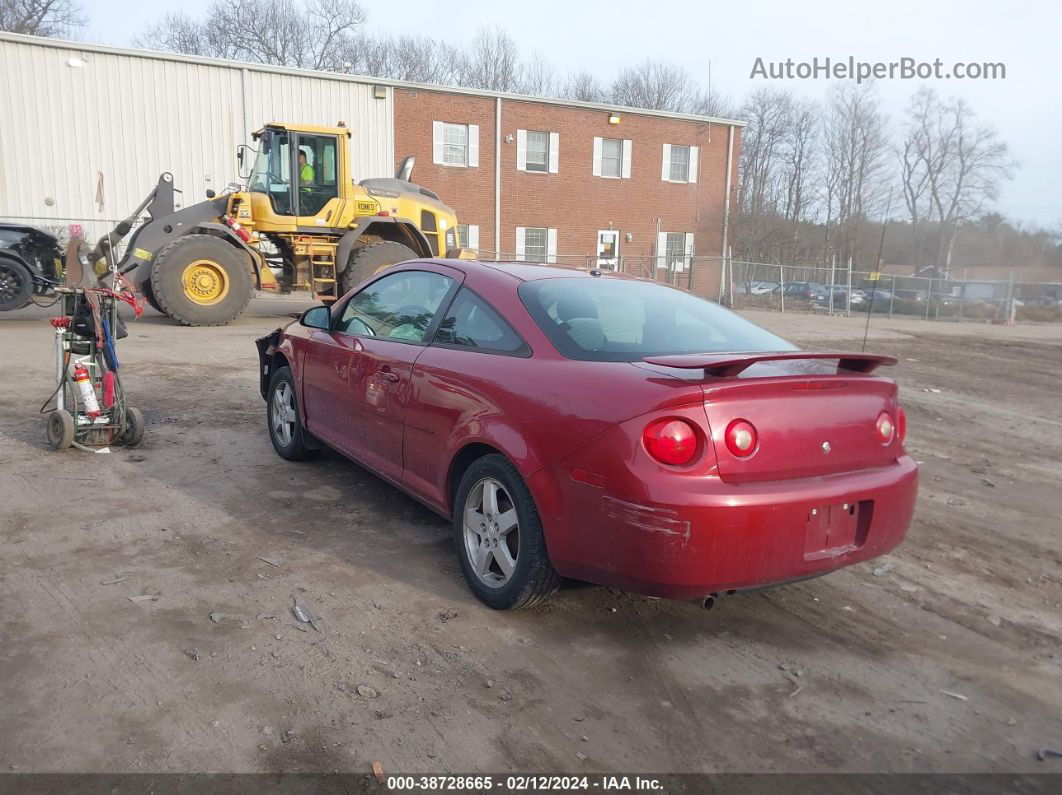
[519,277,794,362]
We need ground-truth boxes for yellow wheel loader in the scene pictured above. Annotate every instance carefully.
[111,122,463,326]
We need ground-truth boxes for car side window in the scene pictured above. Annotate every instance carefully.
[335,270,454,342]
[433,288,529,355]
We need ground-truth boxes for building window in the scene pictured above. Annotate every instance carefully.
[456,224,480,250]
[658,232,694,272]
[593,137,631,179]
[443,123,468,166]
[525,131,549,172]
[669,145,690,182]
[662,143,698,183]
[516,226,557,263]
[665,233,686,264]
[433,122,479,168]
[600,138,623,178]
[517,129,558,173]
[524,227,547,259]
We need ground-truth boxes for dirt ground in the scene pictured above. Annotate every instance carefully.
[1,296,1060,776]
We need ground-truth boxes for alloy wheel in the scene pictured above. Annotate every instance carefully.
[271,380,296,447]
[463,477,520,588]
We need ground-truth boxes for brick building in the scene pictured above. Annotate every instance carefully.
[393,87,742,294]
[2,33,744,296]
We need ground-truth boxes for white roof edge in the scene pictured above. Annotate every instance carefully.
[0,31,747,127]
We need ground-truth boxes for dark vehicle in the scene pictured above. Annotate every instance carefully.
[781,282,827,301]
[860,288,895,306]
[0,223,63,311]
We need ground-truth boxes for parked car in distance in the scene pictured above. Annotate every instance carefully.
[781,281,828,301]
[815,285,866,309]
[735,280,780,295]
[257,261,918,609]
[892,288,927,302]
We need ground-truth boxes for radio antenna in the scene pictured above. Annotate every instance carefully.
[862,186,894,352]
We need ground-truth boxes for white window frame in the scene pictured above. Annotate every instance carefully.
[661,143,698,183]
[457,223,480,251]
[517,129,560,173]
[657,232,694,271]
[515,227,557,263]
[433,121,480,168]
[593,137,632,179]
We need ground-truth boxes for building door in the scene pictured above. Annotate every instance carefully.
[597,230,620,269]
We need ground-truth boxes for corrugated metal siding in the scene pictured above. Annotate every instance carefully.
[0,38,393,242]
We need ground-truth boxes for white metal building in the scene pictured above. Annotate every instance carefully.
[0,32,395,241]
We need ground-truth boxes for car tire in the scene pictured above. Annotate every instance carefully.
[340,241,419,294]
[267,366,320,461]
[0,258,34,312]
[149,234,253,326]
[453,454,560,609]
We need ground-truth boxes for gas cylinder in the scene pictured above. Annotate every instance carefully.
[72,363,101,417]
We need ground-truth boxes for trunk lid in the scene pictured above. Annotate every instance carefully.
[642,352,903,483]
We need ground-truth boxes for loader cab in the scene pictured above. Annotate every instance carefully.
[245,124,350,231]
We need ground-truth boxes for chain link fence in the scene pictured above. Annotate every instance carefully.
[470,251,1061,324]
[722,260,1062,324]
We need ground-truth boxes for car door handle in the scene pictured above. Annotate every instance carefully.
[378,369,400,383]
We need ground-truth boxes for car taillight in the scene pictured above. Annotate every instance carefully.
[876,411,895,444]
[896,407,907,442]
[643,418,698,466]
[725,419,758,457]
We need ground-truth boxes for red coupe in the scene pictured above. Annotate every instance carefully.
[256,260,917,609]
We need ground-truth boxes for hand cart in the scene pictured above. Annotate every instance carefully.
[42,241,145,451]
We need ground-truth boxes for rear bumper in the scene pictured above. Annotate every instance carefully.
[529,455,918,601]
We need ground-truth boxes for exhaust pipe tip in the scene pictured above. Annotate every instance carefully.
[701,596,716,610]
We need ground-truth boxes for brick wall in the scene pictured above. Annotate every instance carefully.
[393,88,741,296]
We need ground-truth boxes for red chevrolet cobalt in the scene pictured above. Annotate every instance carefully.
[257,260,917,609]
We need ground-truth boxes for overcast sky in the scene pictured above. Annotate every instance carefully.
[82,0,1059,227]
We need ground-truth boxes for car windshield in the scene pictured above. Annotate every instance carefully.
[519,277,794,362]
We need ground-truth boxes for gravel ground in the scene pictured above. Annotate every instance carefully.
[1,296,1060,775]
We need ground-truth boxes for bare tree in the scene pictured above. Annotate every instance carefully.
[898,87,1014,269]
[820,82,890,264]
[738,87,793,218]
[0,0,84,36]
[136,0,366,71]
[610,60,699,112]
[341,33,459,84]
[453,27,521,92]
[898,87,937,265]
[692,89,739,120]
[517,54,556,97]
[560,70,607,103]
[781,99,819,224]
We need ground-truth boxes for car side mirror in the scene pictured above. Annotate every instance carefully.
[299,305,331,330]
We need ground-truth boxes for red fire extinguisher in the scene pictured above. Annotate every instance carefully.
[72,363,102,417]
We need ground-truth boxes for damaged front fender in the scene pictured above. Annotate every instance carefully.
[255,328,282,400]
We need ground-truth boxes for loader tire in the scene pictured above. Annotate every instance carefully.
[140,280,163,314]
[149,234,253,326]
[340,241,419,294]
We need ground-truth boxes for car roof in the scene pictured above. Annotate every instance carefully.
[423,258,645,284]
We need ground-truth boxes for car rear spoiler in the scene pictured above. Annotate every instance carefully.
[642,351,898,378]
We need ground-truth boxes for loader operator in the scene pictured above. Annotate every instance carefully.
[298,149,315,187]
